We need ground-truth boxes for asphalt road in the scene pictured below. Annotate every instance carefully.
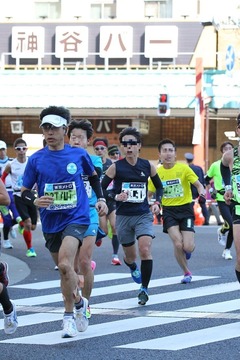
[0,222,240,360]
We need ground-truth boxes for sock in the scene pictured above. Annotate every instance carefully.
[124,259,137,271]
[75,298,83,310]
[141,259,153,288]
[112,234,119,255]
[16,216,22,223]
[0,284,12,314]
[63,311,74,318]
[235,269,240,283]
[23,230,32,249]
[3,226,11,240]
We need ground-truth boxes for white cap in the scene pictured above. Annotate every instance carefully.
[0,141,7,149]
[40,114,67,127]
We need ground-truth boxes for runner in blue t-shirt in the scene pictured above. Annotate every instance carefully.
[21,106,107,339]
[67,118,103,320]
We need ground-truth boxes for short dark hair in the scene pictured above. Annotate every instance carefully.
[119,127,141,143]
[220,141,234,153]
[237,113,240,125]
[67,119,93,140]
[92,137,108,148]
[158,138,176,152]
[39,106,71,124]
[13,138,27,147]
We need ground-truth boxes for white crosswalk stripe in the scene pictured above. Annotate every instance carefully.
[0,273,240,350]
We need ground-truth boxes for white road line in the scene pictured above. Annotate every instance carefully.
[116,322,240,350]
[11,276,218,307]
[10,273,131,290]
[90,281,239,309]
[0,316,186,345]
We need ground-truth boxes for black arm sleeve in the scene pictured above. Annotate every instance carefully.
[204,174,212,186]
[220,162,231,186]
[150,174,163,202]
[94,166,102,178]
[88,174,104,199]
[101,175,113,190]
[21,189,36,206]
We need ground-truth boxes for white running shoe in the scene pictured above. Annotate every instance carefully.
[9,227,17,239]
[222,249,233,260]
[3,240,13,249]
[61,317,78,338]
[4,302,18,334]
[217,228,227,246]
[75,297,89,332]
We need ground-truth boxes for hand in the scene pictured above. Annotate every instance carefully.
[96,200,108,216]
[151,203,161,215]
[34,195,54,208]
[116,191,129,202]
[224,190,233,205]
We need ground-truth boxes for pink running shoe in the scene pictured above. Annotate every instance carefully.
[91,260,96,271]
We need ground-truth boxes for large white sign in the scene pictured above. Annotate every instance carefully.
[55,26,89,58]
[99,26,133,58]
[144,26,178,58]
[11,26,45,58]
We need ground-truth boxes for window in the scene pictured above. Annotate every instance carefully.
[90,1,116,19]
[144,0,172,19]
[34,0,61,20]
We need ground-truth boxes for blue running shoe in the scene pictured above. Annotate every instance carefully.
[181,273,192,284]
[95,227,107,247]
[138,287,149,305]
[131,266,142,284]
[184,251,191,260]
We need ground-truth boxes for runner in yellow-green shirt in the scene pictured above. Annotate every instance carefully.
[148,138,205,284]
[205,141,234,260]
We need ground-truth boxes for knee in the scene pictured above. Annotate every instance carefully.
[58,261,71,276]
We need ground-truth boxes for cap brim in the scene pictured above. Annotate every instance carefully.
[40,115,67,127]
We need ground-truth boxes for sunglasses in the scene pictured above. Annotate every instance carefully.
[110,152,119,156]
[94,146,105,151]
[121,140,138,147]
[15,146,27,151]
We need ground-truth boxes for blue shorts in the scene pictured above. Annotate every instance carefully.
[84,222,98,237]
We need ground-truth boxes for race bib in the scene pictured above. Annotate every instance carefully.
[44,181,77,210]
[82,175,92,198]
[162,178,183,198]
[122,182,146,203]
[235,175,240,195]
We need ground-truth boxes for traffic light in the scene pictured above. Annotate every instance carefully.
[157,93,170,116]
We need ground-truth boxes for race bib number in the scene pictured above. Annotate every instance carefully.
[44,181,77,210]
[122,182,146,203]
[162,179,183,198]
[82,175,92,198]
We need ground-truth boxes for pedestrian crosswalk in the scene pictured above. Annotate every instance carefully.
[0,273,240,351]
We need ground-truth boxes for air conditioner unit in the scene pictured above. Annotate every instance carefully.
[10,121,24,134]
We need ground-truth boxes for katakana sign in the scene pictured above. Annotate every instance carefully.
[55,26,89,58]
[11,26,45,58]
[144,26,178,58]
[99,26,133,58]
